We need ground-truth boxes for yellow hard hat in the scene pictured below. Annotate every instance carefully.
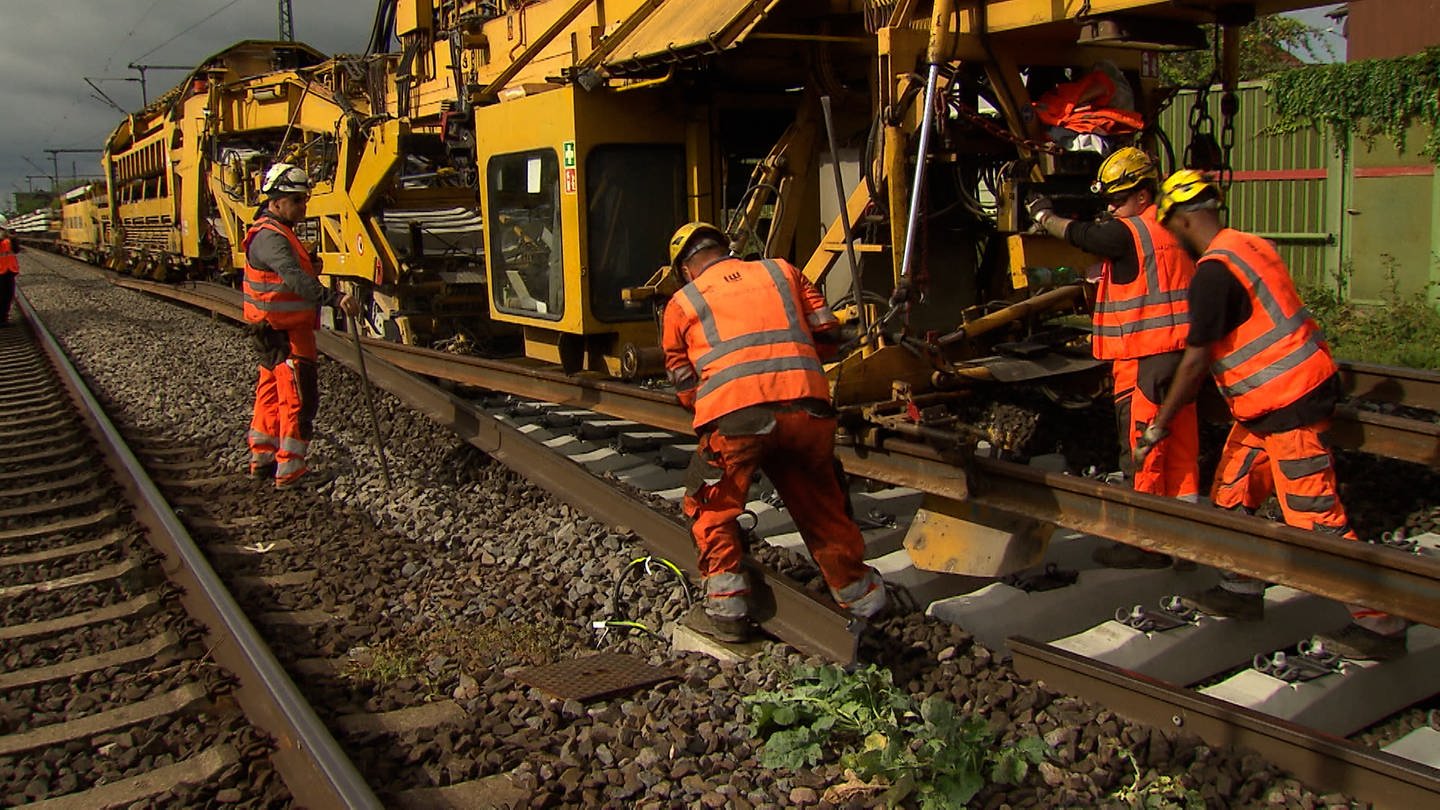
[668,222,726,271]
[1091,147,1158,196]
[1155,169,1220,223]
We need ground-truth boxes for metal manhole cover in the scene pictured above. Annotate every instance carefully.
[512,652,679,702]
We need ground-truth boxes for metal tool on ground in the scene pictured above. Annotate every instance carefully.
[347,316,392,489]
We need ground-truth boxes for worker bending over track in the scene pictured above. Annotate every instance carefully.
[1141,170,1407,660]
[242,164,360,489]
[1029,148,1200,569]
[662,222,886,643]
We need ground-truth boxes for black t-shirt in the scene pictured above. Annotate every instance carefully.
[1064,219,1138,285]
[1185,260,1252,346]
[1184,259,1336,433]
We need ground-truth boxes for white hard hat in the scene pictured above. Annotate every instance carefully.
[262,163,312,197]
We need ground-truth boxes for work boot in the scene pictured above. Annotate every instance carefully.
[686,610,754,644]
[1092,543,1171,569]
[1179,585,1264,621]
[248,461,277,480]
[1314,624,1408,661]
[274,467,335,491]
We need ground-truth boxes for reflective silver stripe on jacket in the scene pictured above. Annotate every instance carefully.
[1094,288,1187,315]
[1205,248,1323,397]
[1093,311,1188,338]
[697,356,825,399]
[243,295,317,313]
[682,259,815,372]
[244,279,290,293]
[1093,215,1187,319]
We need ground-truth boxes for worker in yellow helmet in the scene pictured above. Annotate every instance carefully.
[1144,170,1405,660]
[1028,147,1200,569]
[661,222,885,642]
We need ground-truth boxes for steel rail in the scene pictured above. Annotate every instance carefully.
[1340,361,1440,413]
[960,451,1440,627]
[1010,638,1440,809]
[110,278,1440,627]
[310,328,861,663]
[116,281,860,660]
[16,289,382,809]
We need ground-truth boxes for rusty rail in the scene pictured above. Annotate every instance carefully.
[1011,638,1440,809]
[311,328,861,663]
[17,288,382,809]
[110,278,1440,629]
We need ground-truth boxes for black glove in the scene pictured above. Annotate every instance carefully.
[1026,194,1055,223]
[247,323,290,368]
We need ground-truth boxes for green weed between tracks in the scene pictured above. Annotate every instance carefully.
[744,664,1048,808]
[1301,256,1440,371]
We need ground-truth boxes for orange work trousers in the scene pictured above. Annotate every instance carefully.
[1113,354,1200,499]
[247,325,319,484]
[683,408,874,619]
[1211,419,1396,629]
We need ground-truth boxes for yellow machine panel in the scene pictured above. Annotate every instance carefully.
[475,83,685,372]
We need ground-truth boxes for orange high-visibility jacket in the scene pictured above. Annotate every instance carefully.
[1034,72,1145,135]
[0,238,18,274]
[1202,229,1338,422]
[242,218,319,332]
[662,257,833,428]
[1092,205,1195,360]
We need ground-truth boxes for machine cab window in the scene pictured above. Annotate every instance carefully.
[488,149,563,320]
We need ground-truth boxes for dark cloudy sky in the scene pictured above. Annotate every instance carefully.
[0,1,1344,212]
[0,0,373,211]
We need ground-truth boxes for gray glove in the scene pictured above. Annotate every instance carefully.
[1132,423,1169,466]
[1026,194,1055,224]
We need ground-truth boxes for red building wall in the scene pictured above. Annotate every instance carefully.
[1346,0,1440,60]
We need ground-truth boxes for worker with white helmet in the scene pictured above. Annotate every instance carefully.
[242,163,360,489]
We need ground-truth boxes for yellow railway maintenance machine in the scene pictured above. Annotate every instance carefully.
[383,0,1329,574]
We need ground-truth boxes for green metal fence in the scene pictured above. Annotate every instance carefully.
[1158,81,1438,306]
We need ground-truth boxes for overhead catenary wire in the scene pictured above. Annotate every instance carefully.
[132,0,248,64]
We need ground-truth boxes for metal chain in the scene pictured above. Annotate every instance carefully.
[1219,89,1239,197]
[949,94,1063,155]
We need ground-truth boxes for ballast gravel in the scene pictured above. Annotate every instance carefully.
[14,253,1360,808]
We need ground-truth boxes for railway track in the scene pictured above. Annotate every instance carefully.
[0,293,377,808]
[21,252,1440,806]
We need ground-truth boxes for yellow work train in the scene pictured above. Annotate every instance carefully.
[55,0,1335,579]
[72,1,1325,390]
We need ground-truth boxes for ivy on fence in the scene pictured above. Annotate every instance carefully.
[1265,46,1440,162]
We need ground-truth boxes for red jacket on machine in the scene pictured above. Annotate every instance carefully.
[1091,205,1195,360]
[662,257,834,429]
[242,219,320,333]
[1034,71,1145,135]
[0,238,19,274]
[1201,229,1338,421]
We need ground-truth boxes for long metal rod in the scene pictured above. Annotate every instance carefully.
[898,63,940,283]
[820,94,869,338]
[348,316,392,489]
[1010,638,1440,809]
[17,288,381,810]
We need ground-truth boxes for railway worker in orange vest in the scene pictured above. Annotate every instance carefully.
[1141,170,1407,660]
[0,228,21,325]
[1029,147,1201,569]
[243,164,360,489]
[662,222,886,642]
